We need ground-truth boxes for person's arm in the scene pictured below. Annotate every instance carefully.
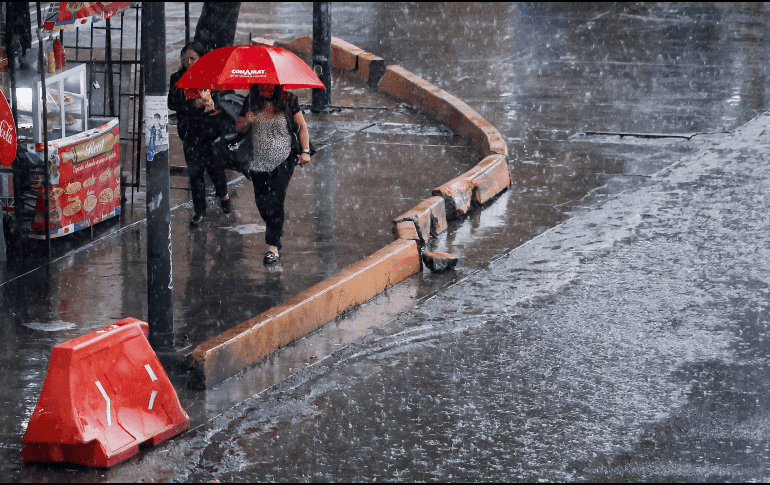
[167,73,187,113]
[294,110,311,165]
[236,95,254,133]
[236,113,253,133]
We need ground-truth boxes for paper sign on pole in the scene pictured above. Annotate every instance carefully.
[144,96,168,161]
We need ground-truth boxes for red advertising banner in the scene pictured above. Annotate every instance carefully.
[0,90,16,167]
[29,119,121,238]
[43,2,133,31]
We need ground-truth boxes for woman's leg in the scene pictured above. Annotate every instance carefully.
[250,159,295,251]
[183,139,207,216]
[203,146,229,199]
[201,142,230,213]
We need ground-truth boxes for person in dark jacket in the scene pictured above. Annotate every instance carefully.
[168,42,231,227]
[8,2,32,69]
[235,83,311,264]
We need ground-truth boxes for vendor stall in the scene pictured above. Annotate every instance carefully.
[14,63,120,239]
[27,118,121,238]
[1,2,130,251]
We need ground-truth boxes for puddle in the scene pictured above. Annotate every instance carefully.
[21,320,77,332]
[362,122,455,136]
[225,224,267,235]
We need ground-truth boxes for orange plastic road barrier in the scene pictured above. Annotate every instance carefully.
[393,220,420,241]
[22,318,189,468]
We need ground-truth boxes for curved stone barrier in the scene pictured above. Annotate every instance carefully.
[188,239,420,389]
[277,35,386,87]
[378,66,508,159]
[188,36,510,388]
[393,196,447,245]
[432,153,511,218]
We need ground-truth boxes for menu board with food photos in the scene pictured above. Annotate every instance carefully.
[29,118,120,238]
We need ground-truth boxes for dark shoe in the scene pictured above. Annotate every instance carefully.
[263,250,280,264]
[190,213,205,227]
[220,196,231,214]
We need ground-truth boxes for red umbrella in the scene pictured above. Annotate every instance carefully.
[175,45,325,91]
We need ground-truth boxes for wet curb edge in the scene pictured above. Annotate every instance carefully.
[185,36,511,389]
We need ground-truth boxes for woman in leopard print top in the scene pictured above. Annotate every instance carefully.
[236,83,311,264]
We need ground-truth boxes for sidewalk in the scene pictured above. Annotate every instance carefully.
[0,39,483,477]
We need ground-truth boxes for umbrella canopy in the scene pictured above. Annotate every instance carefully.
[42,2,132,31]
[175,45,325,91]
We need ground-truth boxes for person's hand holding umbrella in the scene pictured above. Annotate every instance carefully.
[194,90,219,115]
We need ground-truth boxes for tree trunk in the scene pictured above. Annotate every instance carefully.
[194,2,242,53]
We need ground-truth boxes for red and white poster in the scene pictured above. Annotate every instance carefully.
[42,2,133,31]
[30,119,121,238]
[0,90,17,167]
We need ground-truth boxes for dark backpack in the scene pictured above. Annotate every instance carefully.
[211,93,251,178]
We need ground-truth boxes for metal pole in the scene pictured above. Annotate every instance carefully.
[184,2,190,44]
[311,2,331,113]
[36,2,50,258]
[106,17,115,116]
[6,2,17,125]
[140,2,174,350]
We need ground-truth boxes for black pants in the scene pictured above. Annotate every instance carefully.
[182,137,228,216]
[250,157,296,250]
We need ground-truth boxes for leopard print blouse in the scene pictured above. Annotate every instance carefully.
[249,100,292,173]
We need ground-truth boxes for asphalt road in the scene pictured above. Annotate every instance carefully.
[8,3,770,481]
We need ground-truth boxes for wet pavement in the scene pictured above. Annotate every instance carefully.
[4,2,770,481]
[154,117,770,482]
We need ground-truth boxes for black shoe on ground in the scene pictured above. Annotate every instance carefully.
[263,250,280,264]
[190,213,205,227]
[221,196,231,214]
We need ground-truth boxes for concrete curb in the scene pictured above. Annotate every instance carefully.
[187,36,510,388]
[393,196,447,245]
[188,239,420,389]
[432,153,512,218]
[276,35,387,87]
[378,65,508,159]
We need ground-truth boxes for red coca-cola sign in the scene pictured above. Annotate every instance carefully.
[0,91,17,167]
